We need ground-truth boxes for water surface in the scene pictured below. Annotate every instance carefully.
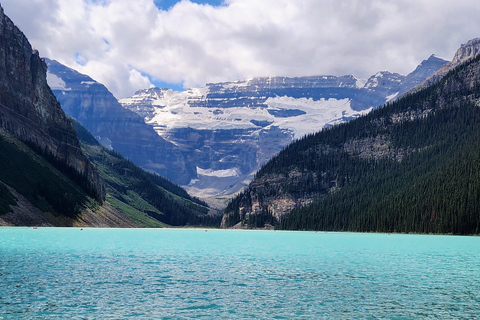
[1,228,479,319]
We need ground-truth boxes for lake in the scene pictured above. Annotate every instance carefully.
[1,228,479,319]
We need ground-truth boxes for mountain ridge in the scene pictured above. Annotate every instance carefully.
[119,54,447,202]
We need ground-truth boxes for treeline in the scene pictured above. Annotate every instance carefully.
[24,138,103,202]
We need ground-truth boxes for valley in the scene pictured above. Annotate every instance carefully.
[48,54,448,206]
[1,1,480,234]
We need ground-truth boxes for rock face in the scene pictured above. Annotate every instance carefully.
[439,38,480,73]
[119,54,447,201]
[45,59,194,184]
[0,6,103,199]
[407,38,480,93]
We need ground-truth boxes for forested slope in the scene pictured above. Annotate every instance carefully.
[223,53,480,235]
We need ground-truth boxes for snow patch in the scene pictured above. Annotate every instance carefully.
[386,92,399,102]
[355,76,367,88]
[46,72,71,91]
[197,166,240,178]
[365,77,378,88]
[264,96,368,138]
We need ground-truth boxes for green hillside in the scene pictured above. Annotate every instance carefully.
[224,55,480,235]
[73,121,220,228]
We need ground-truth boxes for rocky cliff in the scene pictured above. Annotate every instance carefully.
[0,6,103,199]
[0,5,135,227]
[45,59,194,185]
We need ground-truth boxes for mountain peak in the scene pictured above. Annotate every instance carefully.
[452,37,480,65]
[429,54,449,61]
[411,37,480,91]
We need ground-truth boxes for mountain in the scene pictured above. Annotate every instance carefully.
[45,59,195,185]
[0,129,136,227]
[0,7,103,198]
[0,118,214,227]
[0,5,211,227]
[0,7,105,225]
[221,40,480,235]
[119,55,447,203]
[406,38,480,94]
[0,5,124,226]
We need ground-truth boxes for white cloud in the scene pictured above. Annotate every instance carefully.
[2,0,480,98]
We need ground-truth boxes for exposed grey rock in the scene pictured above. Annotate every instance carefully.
[0,5,103,199]
[45,59,195,185]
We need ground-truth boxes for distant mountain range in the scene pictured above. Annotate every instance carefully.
[45,54,448,207]
[118,55,447,203]
[222,38,480,235]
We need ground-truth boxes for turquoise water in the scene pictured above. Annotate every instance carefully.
[1,228,479,319]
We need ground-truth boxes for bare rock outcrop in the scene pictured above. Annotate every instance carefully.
[0,5,104,199]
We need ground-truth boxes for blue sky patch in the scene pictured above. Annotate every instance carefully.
[74,52,86,66]
[151,79,185,92]
[154,0,224,11]
[137,68,185,91]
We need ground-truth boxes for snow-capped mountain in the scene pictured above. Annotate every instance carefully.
[120,55,448,203]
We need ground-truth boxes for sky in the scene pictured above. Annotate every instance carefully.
[2,0,480,98]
